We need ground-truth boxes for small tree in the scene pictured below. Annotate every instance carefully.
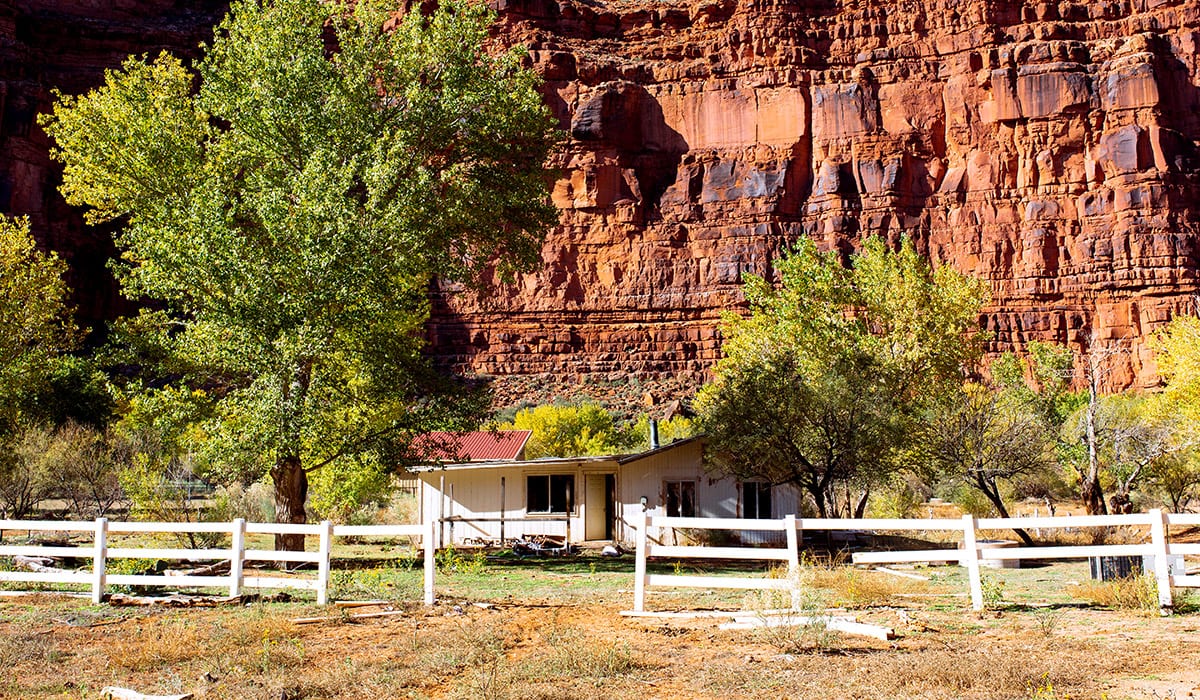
[696,236,988,517]
[0,425,56,519]
[919,384,1053,544]
[45,422,127,518]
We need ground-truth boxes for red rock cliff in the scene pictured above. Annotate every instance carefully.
[426,0,1200,392]
[8,0,1200,395]
[1,0,225,322]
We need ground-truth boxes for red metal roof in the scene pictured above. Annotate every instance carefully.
[413,430,532,462]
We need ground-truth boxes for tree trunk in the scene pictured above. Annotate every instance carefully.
[853,489,870,519]
[1081,353,1108,515]
[1109,491,1134,514]
[978,479,1034,546]
[271,455,308,552]
[1080,476,1107,516]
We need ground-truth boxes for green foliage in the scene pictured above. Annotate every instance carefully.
[0,216,79,434]
[42,0,559,529]
[307,454,391,523]
[0,424,56,518]
[993,342,1083,428]
[980,574,1006,610]
[1154,315,1200,421]
[918,384,1053,533]
[437,544,488,575]
[628,414,695,450]
[869,479,924,519]
[1060,391,1189,512]
[499,403,640,458]
[696,236,988,517]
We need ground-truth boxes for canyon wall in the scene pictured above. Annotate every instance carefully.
[7,0,1200,398]
[0,0,225,322]
[427,0,1200,393]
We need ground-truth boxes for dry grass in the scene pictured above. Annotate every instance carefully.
[1068,574,1161,613]
[2,557,1200,699]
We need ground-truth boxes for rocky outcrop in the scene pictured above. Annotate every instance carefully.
[428,0,1200,391]
[7,0,1200,394]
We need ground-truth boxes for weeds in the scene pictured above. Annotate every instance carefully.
[0,633,64,668]
[533,624,647,684]
[1069,574,1160,613]
[437,544,487,575]
[981,574,1006,610]
[1032,608,1063,636]
[742,573,836,653]
[328,558,419,600]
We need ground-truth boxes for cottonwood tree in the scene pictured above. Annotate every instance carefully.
[43,0,558,547]
[696,237,988,517]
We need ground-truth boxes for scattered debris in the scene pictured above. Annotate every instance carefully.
[100,687,193,700]
[13,556,62,574]
[293,609,406,625]
[719,615,895,641]
[874,566,930,581]
[511,536,577,557]
[333,600,389,609]
[165,560,230,577]
[108,594,243,607]
[601,545,623,557]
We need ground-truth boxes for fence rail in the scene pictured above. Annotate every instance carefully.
[0,518,435,606]
[631,508,1195,612]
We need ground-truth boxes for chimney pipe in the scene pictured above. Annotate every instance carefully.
[649,419,660,450]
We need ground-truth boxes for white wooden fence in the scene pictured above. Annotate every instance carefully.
[0,518,436,606]
[631,508,1200,612]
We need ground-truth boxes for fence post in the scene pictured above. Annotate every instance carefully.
[229,518,246,597]
[1150,508,1174,609]
[961,514,983,611]
[92,517,108,605]
[316,520,333,605]
[784,514,800,609]
[424,516,436,606]
[633,505,649,612]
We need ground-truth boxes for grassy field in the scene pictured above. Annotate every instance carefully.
[2,550,1200,699]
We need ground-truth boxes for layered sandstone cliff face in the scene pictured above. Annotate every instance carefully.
[8,0,1200,397]
[427,0,1200,392]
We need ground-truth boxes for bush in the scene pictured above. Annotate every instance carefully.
[307,455,392,524]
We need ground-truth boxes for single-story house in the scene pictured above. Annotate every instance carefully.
[411,432,803,547]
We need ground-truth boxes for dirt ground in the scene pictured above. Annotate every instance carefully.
[4,557,1200,700]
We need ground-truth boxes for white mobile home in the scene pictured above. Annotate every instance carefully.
[412,436,803,547]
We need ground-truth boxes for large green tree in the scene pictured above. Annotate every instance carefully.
[696,237,988,517]
[42,0,558,546]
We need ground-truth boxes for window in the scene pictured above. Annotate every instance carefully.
[664,481,696,517]
[527,474,574,514]
[742,481,772,519]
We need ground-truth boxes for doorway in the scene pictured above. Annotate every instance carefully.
[585,473,616,540]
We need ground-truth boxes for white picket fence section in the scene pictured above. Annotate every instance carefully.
[631,507,1200,612]
[0,518,436,606]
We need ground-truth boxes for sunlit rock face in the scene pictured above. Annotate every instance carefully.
[9,0,1200,392]
[428,0,1200,391]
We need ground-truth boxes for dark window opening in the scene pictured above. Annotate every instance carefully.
[743,482,772,519]
[527,474,574,514]
[665,480,696,517]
